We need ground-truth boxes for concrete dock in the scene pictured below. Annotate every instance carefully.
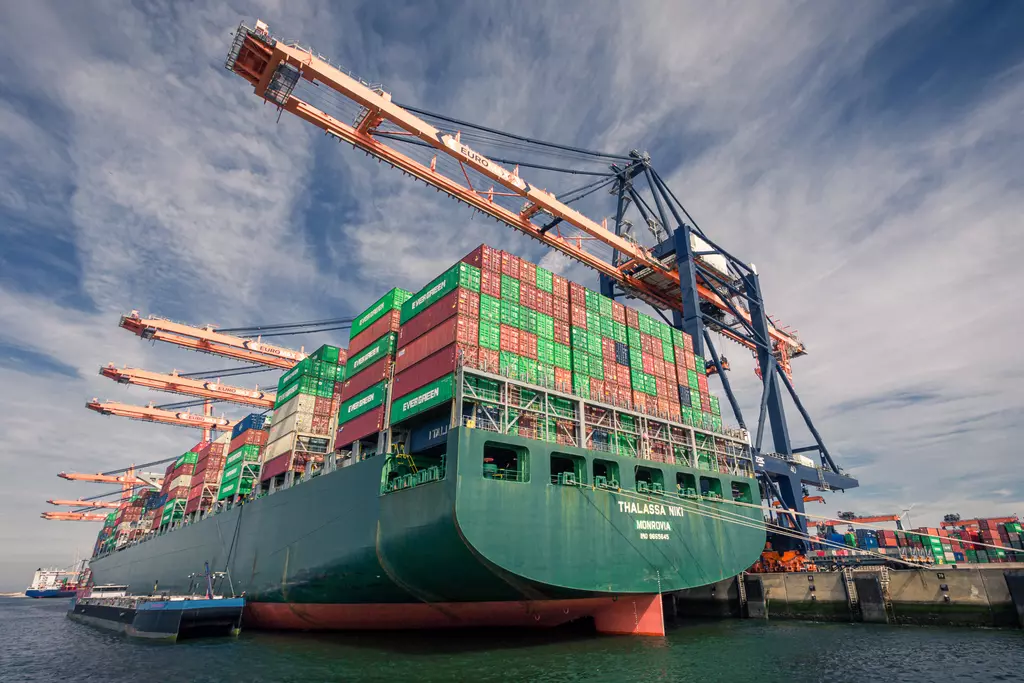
[671,566,1024,627]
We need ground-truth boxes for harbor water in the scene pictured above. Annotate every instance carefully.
[0,597,1019,682]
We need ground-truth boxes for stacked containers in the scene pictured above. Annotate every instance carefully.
[262,344,347,482]
[158,445,202,526]
[336,289,412,449]
[184,430,230,515]
[219,412,270,501]
[389,257,482,427]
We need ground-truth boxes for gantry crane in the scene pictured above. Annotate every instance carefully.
[99,364,276,408]
[86,399,236,432]
[224,20,859,550]
[941,515,1019,529]
[41,512,108,522]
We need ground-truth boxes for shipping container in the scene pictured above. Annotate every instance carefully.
[398,288,480,347]
[401,262,481,324]
[392,343,465,400]
[390,373,456,425]
[335,405,387,448]
[340,356,392,401]
[395,316,479,374]
[349,287,414,340]
[348,309,401,355]
[337,381,389,425]
[346,332,397,379]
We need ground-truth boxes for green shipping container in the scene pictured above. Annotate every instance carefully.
[586,332,602,358]
[710,395,721,416]
[338,381,388,425]
[480,293,501,322]
[278,357,311,392]
[571,326,588,351]
[627,327,642,349]
[536,267,553,293]
[662,340,675,363]
[612,321,627,344]
[590,358,604,380]
[695,356,706,374]
[537,363,555,387]
[346,332,397,378]
[501,274,520,303]
[500,351,520,376]
[671,328,684,348]
[518,357,538,384]
[536,313,554,341]
[401,262,481,323]
[585,309,600,331]
[572,351,589,375]
[630,350,643,370]
[500,300,521,328]
[600,316,614,339]
[537,338,554,365]
[350,288,414,339]
[390,374,455,425]
[174,452,198,470]
[573,374,591,399]
[599,295,613,318]
[310,344,342,365]
[521,308,538,334]
[479,320,501,350]
[553,343,572,370]
[585,289,601,312]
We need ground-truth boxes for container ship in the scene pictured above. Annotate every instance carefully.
[86,245,764,636]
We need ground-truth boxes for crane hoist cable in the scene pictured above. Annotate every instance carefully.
[179,366,276,379]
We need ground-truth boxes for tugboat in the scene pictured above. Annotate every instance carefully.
[67,563,244,641]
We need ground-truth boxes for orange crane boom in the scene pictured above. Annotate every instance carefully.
[86,399,236,431]
[941,516,1018,529]
[41,512,108,522]
[225,22,805,364]
[100,364,276,408]
[47,499,122,509]
[120,311,304,368]
[58,471,162,488]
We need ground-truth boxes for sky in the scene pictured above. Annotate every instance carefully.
[0,0,1022,590]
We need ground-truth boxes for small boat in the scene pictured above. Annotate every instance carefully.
[25,559,87,598]
[67,564,244,641]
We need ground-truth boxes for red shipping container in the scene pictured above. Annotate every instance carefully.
[590,377,605,398]
[655,377,668,396]
[626,307,640,329]
[552,298,570,322]
[554,367,572,390]
[500,325,520,352]
[685,352,696,371]
[571,306,587,328]
[642,355,655,374]
[604,362,618,384]
[395,315,478,373]
[602,337,616,360]
[463,244,502,272]
[551,274,569,300]
[612,301,626,324]
[229,429,268,453]
[191,441,210,453]
[341,357,392,401]
[501,252,521,278]
[653,358,666,378]
[536,290,553,316]
[392,345,464,399]
[683,333,694,351]
[520,284,538,310]
[314,395,334,416]
[481,269,502,298]
[349,309,401,356]
[479,347,500,372]
[553,319,570,346]
[335,407,386,451]
[697,374,708,392]
[569,282,586,304]
[520,260,536,284]
[260,453,293,482]
[165,486,189,500]
[519,331,538,360]
[633,392,648,412]
[184,497,200,515]
[399,288,479,348]
[650,337,663,360]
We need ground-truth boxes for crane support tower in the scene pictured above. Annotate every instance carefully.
[224,20,858,549]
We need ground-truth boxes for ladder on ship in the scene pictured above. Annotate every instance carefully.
[842,567,860,617]
[736,571,749,617]
[879,566,896,622]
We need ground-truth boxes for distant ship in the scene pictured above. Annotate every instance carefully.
[25,559,87,598]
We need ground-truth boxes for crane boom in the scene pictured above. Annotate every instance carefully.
[120,311,305,368]
[58,471,163,488]
[86,399,236,431]
[941,516,1018,529]
[47,499,122,509]
[225,22,806,361]
[41,512,108,522]
[100,364,276,408]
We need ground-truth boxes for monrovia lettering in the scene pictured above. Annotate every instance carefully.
[635,520,672,531]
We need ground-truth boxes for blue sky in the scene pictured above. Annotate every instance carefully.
[1,0,1022,589]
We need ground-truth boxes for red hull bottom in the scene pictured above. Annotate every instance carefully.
[245,594,665,636]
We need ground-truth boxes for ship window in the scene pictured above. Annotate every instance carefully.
[550,453,586,485]
[483,442,529,482]
[700,476,723,498]
[731,481,753,503]
[593,459,619,488]
[635,466,664,493]
[677,472,697,495]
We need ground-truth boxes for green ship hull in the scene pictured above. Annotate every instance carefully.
[89,427,763,634]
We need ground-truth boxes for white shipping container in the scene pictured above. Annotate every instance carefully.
[269,411,314,441]
[273,394,316,422]
[168,475,192,490]
[263,433,296,462]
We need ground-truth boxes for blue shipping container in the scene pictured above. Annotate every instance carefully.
[408,415,451,453]
[614,342,629,365]
[232,412,269,439]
